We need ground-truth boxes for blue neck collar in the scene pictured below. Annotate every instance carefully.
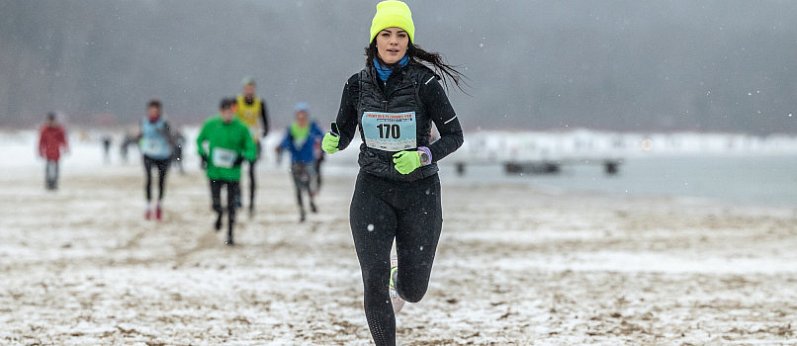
[374,55,410,82]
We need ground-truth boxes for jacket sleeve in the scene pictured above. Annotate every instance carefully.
[162,121,176,147]
[38,127,45,156]
[421,77,464,163]
[241,127,257,162]
[311,122,325,140]
[260,100,270,137]
[334,74,360,150]
[196,122,208,158]
[278,127,292,151]
[59,127,69,151]
[136,119,144,141]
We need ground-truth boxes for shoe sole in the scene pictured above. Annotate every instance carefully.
[389,256,405,314]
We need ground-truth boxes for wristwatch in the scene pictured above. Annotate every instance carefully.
[418,147,432,166]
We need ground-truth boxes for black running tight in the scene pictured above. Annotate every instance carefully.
[143,156,170,201]
[291,162,317,213]
[240,142,263,211]
[349,172,443,346]
[210,179,240,241]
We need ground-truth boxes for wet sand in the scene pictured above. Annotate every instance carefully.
[1,165,796,345]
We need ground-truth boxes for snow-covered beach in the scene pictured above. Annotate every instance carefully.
[1,131,796,345]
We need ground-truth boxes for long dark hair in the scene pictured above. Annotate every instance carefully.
[365,41,467,92]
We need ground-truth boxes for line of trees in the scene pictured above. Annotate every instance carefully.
[1,1,795,134]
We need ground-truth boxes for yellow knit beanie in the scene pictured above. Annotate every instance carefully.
[370,1,415,43]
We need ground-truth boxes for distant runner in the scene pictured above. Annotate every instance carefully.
[38,112,69,191]
[120,131,137,163]
[137,99,175,221]
[172,128,186,175]
[197,98,257,246]
[276,102,324,222]
[101,135,112,164]
[235,77,270,216]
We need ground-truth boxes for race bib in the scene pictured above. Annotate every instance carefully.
[361,111,417,151]
[212,148,237,168]
[140,138,169,157]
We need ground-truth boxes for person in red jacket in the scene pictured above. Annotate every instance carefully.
[38,113,69,190]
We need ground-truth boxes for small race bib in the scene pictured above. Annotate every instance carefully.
[140,138,168,157]
[361,111,417,151]
[212,148,237,168]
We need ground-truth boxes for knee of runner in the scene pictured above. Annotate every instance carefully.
[398,283,428,303]
[397,269,431,303]
[363,269,390,292]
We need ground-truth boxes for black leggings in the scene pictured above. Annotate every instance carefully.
[314,156,324,192]
[143,156,170,202]
[291,162,317,213]
[245,142,262,210]
[210,179,240,240]
[350,172,443,346]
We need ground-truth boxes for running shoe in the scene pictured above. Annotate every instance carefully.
[155,205,163,221]
[389,256,405,314]
[214,213,222,232]
[310,201,318,213]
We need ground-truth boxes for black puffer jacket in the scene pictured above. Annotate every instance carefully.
[334,62,464,182]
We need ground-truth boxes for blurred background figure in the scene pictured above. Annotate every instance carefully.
[101,135,112,164]
[197,98,256,246]
[235,77,270,217]
[171,127,186,175]
[277,102,324,222]
[120,131,137,164]
[314,138,325,193]
[37,112,69,191]
[137,99,175,221]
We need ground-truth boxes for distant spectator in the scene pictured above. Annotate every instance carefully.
[102,135,112,164]
[38,112,69,190]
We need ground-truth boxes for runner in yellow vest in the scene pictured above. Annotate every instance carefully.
[235,77,270,216]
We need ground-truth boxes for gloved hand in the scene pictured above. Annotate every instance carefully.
[322,133,340,154]
[200,155,208,170]
[393,150,422,175]
[233,156,245,167]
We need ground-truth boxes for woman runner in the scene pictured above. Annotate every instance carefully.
[321,1,465,344]
[137,99,175,221]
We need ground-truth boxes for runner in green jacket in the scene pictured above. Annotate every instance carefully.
[196,98,257,246]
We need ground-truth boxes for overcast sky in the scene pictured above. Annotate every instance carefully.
[1,0,795,134]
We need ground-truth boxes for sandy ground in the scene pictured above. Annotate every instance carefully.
[1,163,796,345]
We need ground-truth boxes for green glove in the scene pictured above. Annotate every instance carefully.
[322,133,339,154]
[392,150,422,175]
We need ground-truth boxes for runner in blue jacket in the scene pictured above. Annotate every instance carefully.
[277,102,325,222]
